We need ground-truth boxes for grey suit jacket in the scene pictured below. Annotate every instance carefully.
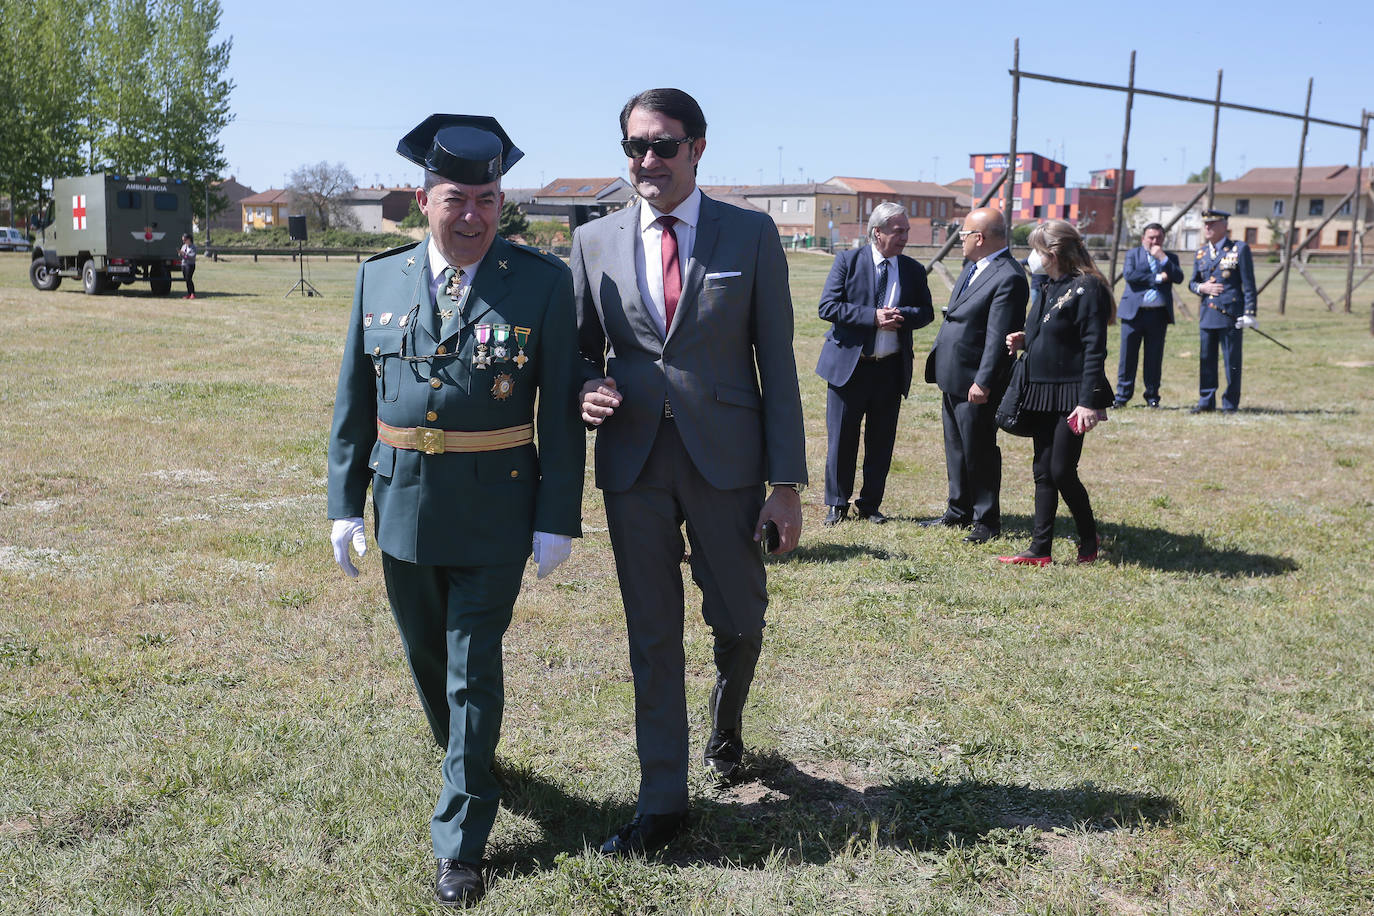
[925,250,1029,396]
[572,193,808,493]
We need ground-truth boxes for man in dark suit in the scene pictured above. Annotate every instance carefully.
[815,202,933,525]
[573,88,807,856]
[1188,209,1258,413]
[1115,222,1184,408]
[921,206,1028,544]
[328,115,584,907]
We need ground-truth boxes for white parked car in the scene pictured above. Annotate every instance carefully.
[0,227,31,251]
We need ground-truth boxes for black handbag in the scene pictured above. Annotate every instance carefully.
[995,352,1032,437]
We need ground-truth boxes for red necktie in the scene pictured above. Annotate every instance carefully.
[658,216,681,331]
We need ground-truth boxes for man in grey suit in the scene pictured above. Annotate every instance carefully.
[922,207,1028,544]
[573,87,807,857]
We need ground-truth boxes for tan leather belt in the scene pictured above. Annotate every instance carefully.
[377,420,533,455]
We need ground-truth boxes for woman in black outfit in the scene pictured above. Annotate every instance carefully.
[999,220,1112,566]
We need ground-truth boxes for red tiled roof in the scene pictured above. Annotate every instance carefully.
[1215,165,1368,196]
[536,178,621,197]
[240,189,290,205]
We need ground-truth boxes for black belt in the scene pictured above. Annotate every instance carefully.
[858,353,895,362]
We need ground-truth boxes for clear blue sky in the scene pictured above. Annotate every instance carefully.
[218,0,1371,194]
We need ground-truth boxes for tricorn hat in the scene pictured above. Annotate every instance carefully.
[397,114,523,184]
[1200,208,1230,222]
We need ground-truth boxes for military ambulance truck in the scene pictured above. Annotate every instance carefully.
[29,173,192,295]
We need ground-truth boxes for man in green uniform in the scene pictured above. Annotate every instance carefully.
[327,114,584,907]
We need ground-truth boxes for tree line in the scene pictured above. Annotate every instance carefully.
[0,0,234,226]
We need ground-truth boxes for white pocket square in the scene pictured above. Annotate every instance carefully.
[704,271,742,280]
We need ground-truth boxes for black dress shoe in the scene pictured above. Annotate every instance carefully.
[963,523,998,544]
[435,859,484,908]
[703,728,744,781]
[1146,398,1160,408]
[1112,398,1129,409]
[601,811,687,856]
[919,513,969,529]
[1188,403,1214,414]
[855,508,888,524]
[823,505,848,526]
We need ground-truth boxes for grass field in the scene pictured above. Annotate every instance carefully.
[1,247,1372,915]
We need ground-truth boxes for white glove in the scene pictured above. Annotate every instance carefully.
[1235,315,1258,330]
[330,517,367,577]
[531,531,571,579]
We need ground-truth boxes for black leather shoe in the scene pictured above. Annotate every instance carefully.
[1146,398,1160,408]
[435,859,484,908]
[600,811,687,857]
[823,505,848,526]
[855,508,888,525]
[703,728,744,781]
[1112,398,1129,409]
[963,523,998,544]
[1221,406,1237,414]
[919,513,969,529]
[1188,403,1214,414]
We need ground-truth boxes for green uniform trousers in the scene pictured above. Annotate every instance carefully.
[381,552,525,863]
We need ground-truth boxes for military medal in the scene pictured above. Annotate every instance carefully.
[364,313,374,328]
[445,271,465,300]
[491,373,514,400]
[380,312,392,326]
[399,312,410,327]
[473,323,493,369]
[513,326,531,368]
[492,324,510,360]
[1222,270,1232,278]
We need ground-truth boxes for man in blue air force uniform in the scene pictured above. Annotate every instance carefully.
[327,114,584,908]
[1188,209,1257,413]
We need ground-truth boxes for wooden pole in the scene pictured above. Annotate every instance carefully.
[1108,51,1136,290]
[1279,78,1313,316]
[1345,109,1367,315]
[1005,39,1020,236]
[1206,71,1222,209]
[927,170,1009,285]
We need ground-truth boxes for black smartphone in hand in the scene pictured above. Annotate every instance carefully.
[760,520,780,554]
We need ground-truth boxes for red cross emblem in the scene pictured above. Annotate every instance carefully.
[72,195,87,230]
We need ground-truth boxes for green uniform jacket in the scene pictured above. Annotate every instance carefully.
[327,235,584,566]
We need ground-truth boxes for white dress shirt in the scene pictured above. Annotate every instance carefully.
[636,188,702,334]
[427,237,480,305]
[967,245,1008,288]
[870,245,901,359]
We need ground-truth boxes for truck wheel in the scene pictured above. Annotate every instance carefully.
[150,275,172,296]
[81,260,107,295]
[29,258,61,291]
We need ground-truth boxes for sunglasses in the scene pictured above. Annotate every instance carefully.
[620,137,694,159]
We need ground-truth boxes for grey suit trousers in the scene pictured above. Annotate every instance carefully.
[603,419,766,815]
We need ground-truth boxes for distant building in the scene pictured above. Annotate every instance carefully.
[240,189,291,232]
[528,177,634,223]
[1212,165,1372,251]
[338,187,413,232]
[826,177,966,242]
[209,176,255,232]
[532,177,634,208]
[1131,184,1207,251]
[734,182,857,239]
[969,152,1136,238]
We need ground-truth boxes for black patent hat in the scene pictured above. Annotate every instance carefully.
[397,114,523,184]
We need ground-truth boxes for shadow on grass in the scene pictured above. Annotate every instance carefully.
[488,752,1176,873]
[775,543,894,564]
[984,514,1298,578]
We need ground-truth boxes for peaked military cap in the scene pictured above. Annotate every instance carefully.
[1200,208,1230,222]
[397,114,524,184]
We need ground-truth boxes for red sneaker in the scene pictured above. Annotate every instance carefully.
[1077,536,1102,564]
[998,553,1052,567]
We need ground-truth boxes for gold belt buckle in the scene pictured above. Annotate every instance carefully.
[415,427,445,455]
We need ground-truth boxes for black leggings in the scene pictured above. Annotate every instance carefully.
[1026,410,1096,557]
[184,264,195,296]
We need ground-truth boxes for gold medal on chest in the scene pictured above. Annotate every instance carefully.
[492,373,514,400]
[1222,269,1232,279]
